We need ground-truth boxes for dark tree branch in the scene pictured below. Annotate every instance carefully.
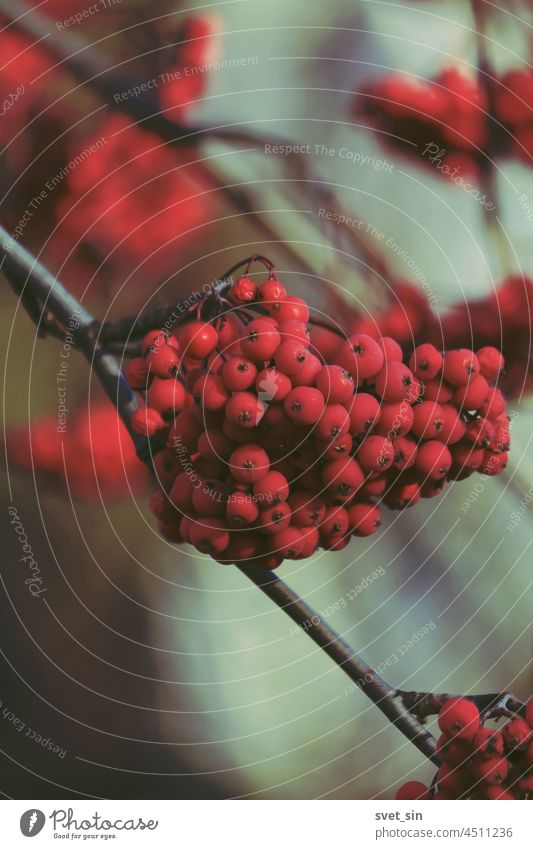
[400,690,526,722]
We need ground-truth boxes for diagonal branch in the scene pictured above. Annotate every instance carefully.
[1,222,438,765]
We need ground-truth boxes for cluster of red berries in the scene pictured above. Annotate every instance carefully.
[355,65,533,175]
[396,697,533,800]
[123,271,510,568]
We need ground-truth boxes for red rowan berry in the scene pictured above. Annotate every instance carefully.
[315,404,350,441]
[309,324,343,361]
[437,763,467,796]
[224,532,262,563]
[190,518,230,554]
[287,491,326,526]
[344,393,381,435]
[375,362,419,403]
[438,697,480,740]
[258,502,292,535]
[277,320,310,346]
[146,344,179,378]
[268,526,304,558]
[360,473,388,498]
[274,339,311,375]
[229,443,270,483]
[395,782,428,800]
[179,321,219,359]
[411,401,445,440]
[126,357,150,390]
[320,505,350,538]
[167,409,203,453]
[272,294,309,323]
[226,392,266,427]
[502,718,530,752]
[450,441,485,475]
[357,434,394,473]
[480,387,506,420]
[253,552,285,570]
[422,378,454,404]
[197,429,235,460]
[193,374,231,412]
[321,433,353,461]
[348,501,381,535]
[315,365,354,404]
[454,375,489,411]
[192,480,227,518]
[481,450,508,476]
[284,387,325,425]
[416,441,452,480]
[409,343,443,379]
[465,417,495,449]
[142,329,167,354]
[473,727,504,759]
[226,492,259,526]
[490,421,511,454]
[438,404,466,444]
[258,278,287,306]
[377,336,403,362]
[230,276,257,304]
[477,346,505,382]
[221,356,258,391]
[337,333,384,382]
[216,313,245,355]
[392,436,418,470]
[442,349,480,386]
[299,525,320,557]
[322,456,364,498]
[147,377,187,418]
[375,402,414,438]
[222,419,256,444]
[436,733,472,767]
[471,756,509,785]
[385,481,420,510]
[289,353,321,387]
[131,406,165,437]
[240,318,281,361]
[253,471,290,504]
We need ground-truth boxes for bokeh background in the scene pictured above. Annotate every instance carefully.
[1,0,532,799]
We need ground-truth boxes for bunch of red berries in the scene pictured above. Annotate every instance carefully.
[396,697,533,800]
[124,271,510,568]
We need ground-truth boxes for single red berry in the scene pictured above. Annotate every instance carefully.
[409,343,443,379]
[226,492,260,526]
[449,440,485,475]
[315,365,354,403]
[253,471,290,504]
[375,362,420,403]
[395,782,428,800]
[222,532,262,564]
[309,324,343,361]
[267,526,304,558]
[216,313,245,355]
[290,353,322,387]
[438,697,480,740]
[277,320,310,346]
[259,502,292,535]
[147,377,187,418]
[274,339,311,375]
[221,356,258,391]
[258,277,287,307]
[253,552,285,571]
[477,346,505,382]
[465,417,495,449]
[416,441,452,480]
[193,374,231,412]
[375,402,414,438]
[320,505,350,538]
[336,333,384,382]
[167,409,203,453]
[321,432,353,461]
[357,434,394,473]
[348,501,381,536]
[287,491,326,526]
[437,763,468,796]
[229,443,270,483]
[142,329,167,354]
[454,375,489,411]
[481,450,508,476]
[422,378,454,404]
[344,393,381,435]
[179,321,219,359]
[315,404,350,441]
[255,367,292,403]
[322,456,364,499]
[272,294,309,323]
[385,481,420,510]
[284,387,325,425]
[479,387,506,420]
[411,401,445,440]
[470,756,509,786]
[436,733,472,767]
[225,392,266,427]
[197,429,235,460]
[131,406,165,437]
[240,318,281,361]
[190,518,230,554]
[392,437,418,470]
[442,349,480,386]
[146,344,179,378]
[299,525,320,557]
[192,479,227,518]
[472,727,504,759]
[502,718,530,752]
[377,336,403,362]
[438,404,466,444]
[230,276,257,304]
[125,357,150,390]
